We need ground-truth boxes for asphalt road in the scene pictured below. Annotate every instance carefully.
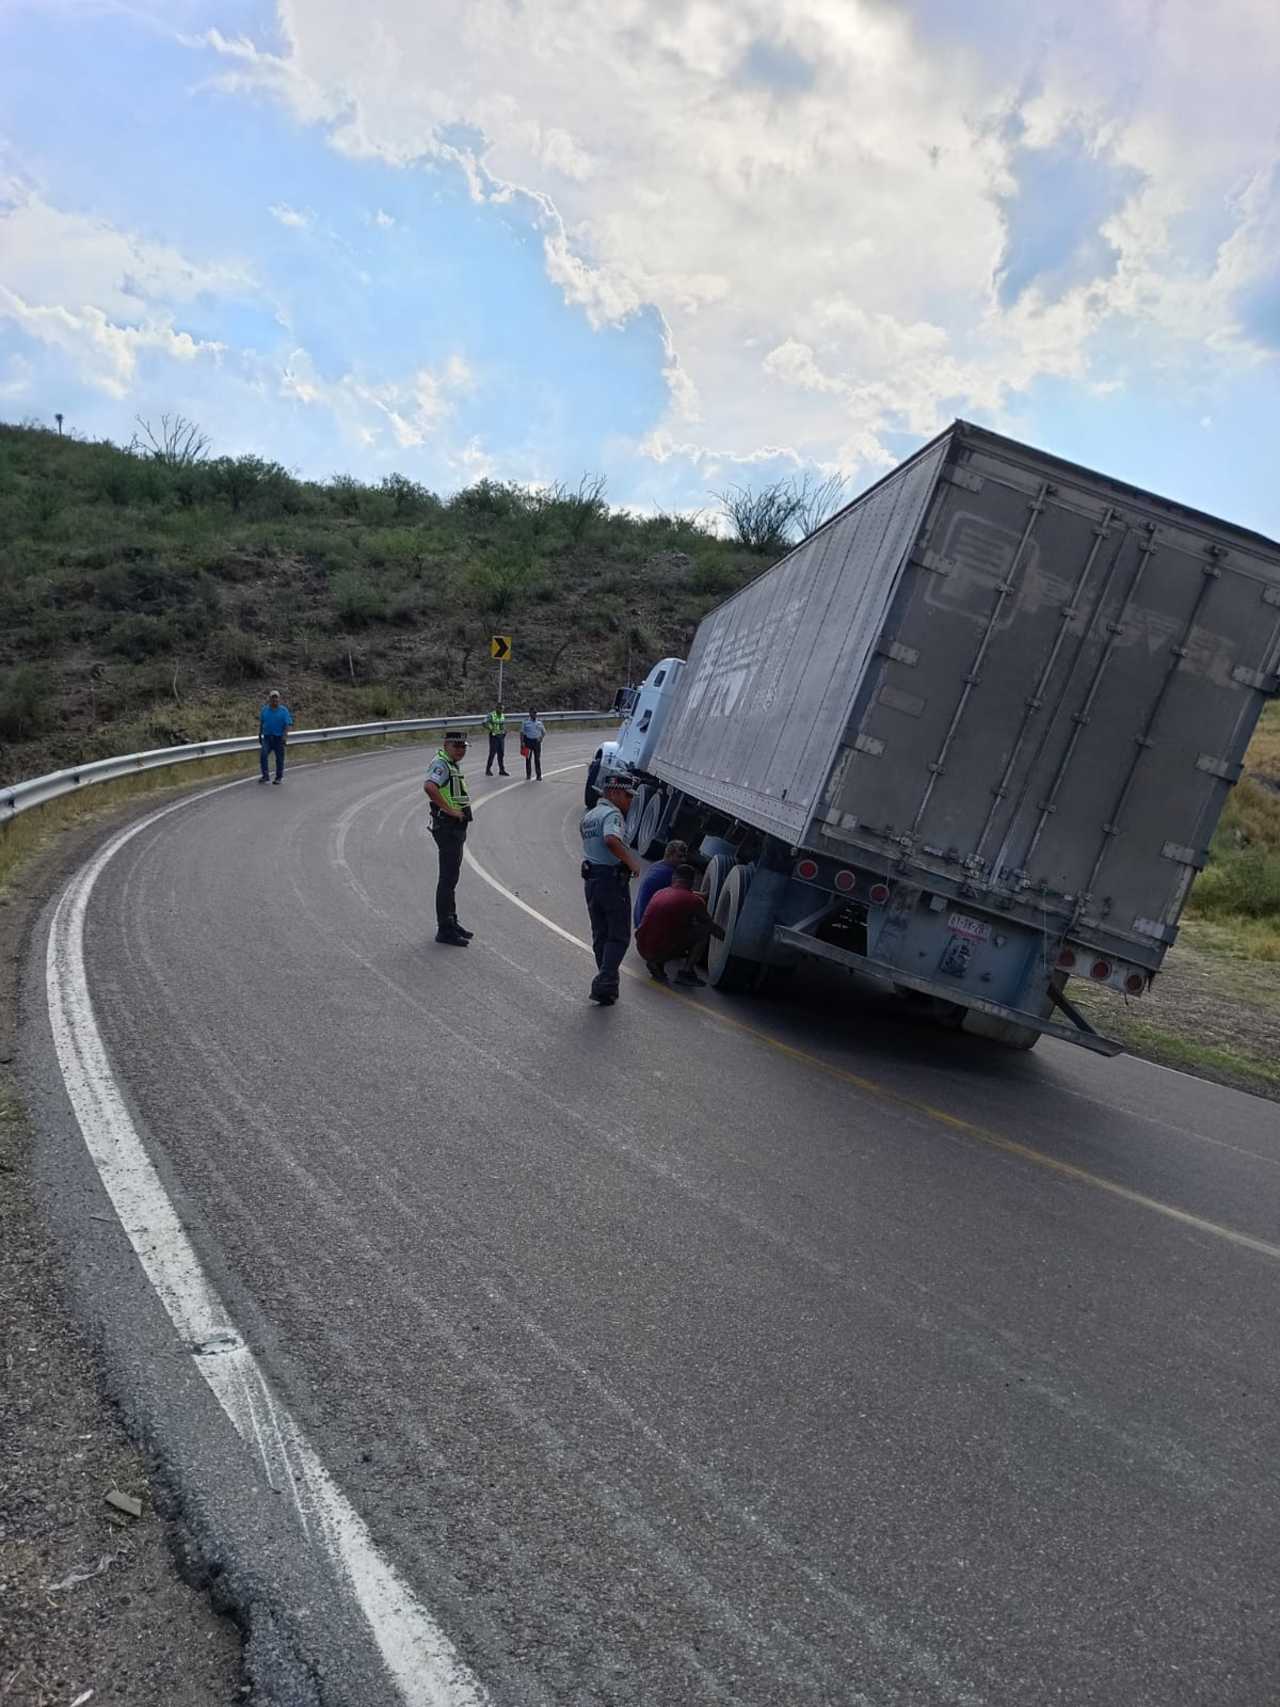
[26,739,1280,1705]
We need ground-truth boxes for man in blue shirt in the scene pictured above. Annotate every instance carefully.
[258,690,293,784]
[579,769,642,1005]
[633,839,689,928]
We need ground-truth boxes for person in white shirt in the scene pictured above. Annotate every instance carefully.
[521,709,546,780]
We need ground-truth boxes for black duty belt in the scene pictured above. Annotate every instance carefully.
[582,860,629,881]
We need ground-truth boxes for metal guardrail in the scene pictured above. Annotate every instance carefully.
[1,710,614,825]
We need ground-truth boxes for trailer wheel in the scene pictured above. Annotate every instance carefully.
[698,854,730,919]
[624,784,651,848]
[694,855,730,967]
[637,789,666,860]
[707,864,756,992]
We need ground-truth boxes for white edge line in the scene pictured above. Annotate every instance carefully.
[464,765,595,955]
[45,783,489,1707]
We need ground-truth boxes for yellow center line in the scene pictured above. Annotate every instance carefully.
[468,763,1280,1263]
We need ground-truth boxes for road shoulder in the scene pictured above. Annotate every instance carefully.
[1071,919,1280,1102]
[1,795,244,1706]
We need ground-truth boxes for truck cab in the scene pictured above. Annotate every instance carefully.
[586,658,685,801]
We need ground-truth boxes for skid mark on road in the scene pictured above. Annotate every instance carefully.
[46,788,490,1707]
[466,773,1280,1265]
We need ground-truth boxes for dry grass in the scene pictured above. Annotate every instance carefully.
[1245,701,1280,784]
[1185,776,1280,957]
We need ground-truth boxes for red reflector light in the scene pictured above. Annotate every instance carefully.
[868,882,891,906]
[1124,972,1146,994]
[795,859,818,881]
[834,869,856,893]
[1057,947,1077,970]
[1091,959,1112,981]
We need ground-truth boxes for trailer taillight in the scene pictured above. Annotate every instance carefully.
[795,859,818,881]
[1057,947,1077,970]
[834,869,856,893]
[1124,971,1147,995]
[868,882,891,906]
[1090,959,1112,981]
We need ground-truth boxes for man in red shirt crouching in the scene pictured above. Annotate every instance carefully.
[634,864,725,987]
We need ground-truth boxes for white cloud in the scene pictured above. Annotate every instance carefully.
[0,286,224,397]
[0,352,34,399]
[0,178,251,321]
[269,202,313,229]
[372,208,396,227]
[281,348,473,449]
[448,435,496,481]
[0,180,247,394]
[192,3,1280,481]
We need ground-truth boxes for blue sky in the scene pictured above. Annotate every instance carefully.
[2,0,1278,535]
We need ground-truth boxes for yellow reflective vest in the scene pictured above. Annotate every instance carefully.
[431,749,471,814]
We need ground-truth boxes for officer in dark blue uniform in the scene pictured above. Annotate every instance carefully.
[578,769,642,1005]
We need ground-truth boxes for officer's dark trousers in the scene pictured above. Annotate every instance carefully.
[584,871,631,999]
[431,818,467,928]
[259,734,285,781]
[486,734,507,775]
[524,738,543,780]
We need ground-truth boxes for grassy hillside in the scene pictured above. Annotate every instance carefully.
[0,421,761,778]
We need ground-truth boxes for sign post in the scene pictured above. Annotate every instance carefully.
[490,634,512,703]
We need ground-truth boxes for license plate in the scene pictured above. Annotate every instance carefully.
[946,912,991,942]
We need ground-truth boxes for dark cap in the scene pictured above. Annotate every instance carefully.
[444,730,467,743]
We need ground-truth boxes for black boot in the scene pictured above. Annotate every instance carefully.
[436,926,470,947]
[450,918,475,940]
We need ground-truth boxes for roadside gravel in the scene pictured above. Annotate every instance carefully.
[0,799,242,1706]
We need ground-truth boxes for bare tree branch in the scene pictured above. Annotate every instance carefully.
[130,413,211,468]
[716,471,848,552]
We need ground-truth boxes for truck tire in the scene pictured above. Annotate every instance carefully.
[637,789,666,860]
[959,1009,1040,1051]
[707,864,757,993]
[698,854,730,918]
[695,855,731,967]
[584,749,604,807]
[624,785,651,848]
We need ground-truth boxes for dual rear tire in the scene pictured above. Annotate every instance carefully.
[623,784,669,859]
[706,864,757,992]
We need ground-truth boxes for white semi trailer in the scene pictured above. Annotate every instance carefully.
[593,421,1280,1053]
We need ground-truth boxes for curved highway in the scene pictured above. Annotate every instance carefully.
[27,738,1280,1706]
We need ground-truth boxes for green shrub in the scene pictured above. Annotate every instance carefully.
[687,553,739,595]
[0,664,51,740]
[449,478,529,525]
[210,627,266,682]
[330,570,386,627]
[351,683,406,718]
[364,527,429,571]
[328,474,364,517]
[1191,848,1280,919]
[379,473,438,518]
[1188,777,1280,922]
[103,613,178,661]
[465,559,532,616]
[98,457,167,508]
[24,487,63,534]
[209,455,298,515]
[541,474,608,544]
[386,580,426,625]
